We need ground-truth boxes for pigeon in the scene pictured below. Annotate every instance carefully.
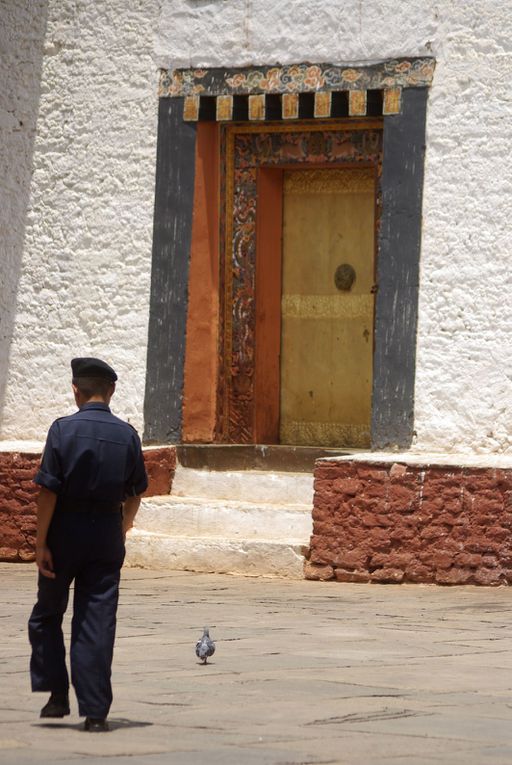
[195,626,215,664]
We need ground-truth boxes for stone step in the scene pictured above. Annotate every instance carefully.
[134,495,313,541]
[125,465,315,578]
[125,531,307,579]
[176,444,350,472]
[171,465,314,505]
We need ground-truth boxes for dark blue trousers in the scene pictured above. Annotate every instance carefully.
[28,510,125,719]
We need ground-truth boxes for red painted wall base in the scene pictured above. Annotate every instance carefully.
[307,458,512,585]
[0,447,176,562]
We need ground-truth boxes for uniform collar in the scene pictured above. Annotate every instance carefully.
[79,402,111,412]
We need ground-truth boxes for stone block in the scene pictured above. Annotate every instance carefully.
[473,568,506,586]
[143,447,176,496]
[462,470,498,491]
[304,562,334,581]
[368,529,392,552]
[389,526,417,542]
[360,512,384,528]
[495,471,512,491]
[486,526,509,542]
[371,552,413,570]
[334,568,370,583]
[454,552,482,568]
[497,512,512,529]
[419,497,445,514]
[465,539,501,555]
[0,546,19,561]
[405,562,434,583]
[309,538,336,565]
[388,489,418,513]
[312,520,334,537]
[389,462,408,479]
[432,551,453,570]
[371,568,404,584]
[19,547,36,562]
[435,568,474,585]
[364,482,388,499]
[481,555,499,569]
[333,549,368,570]
[355,467,388,482]
[333,477,361,497]
[420,525,449,543]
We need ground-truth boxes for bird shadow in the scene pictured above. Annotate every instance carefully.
[196,661,216,666]
[34,718,153,732]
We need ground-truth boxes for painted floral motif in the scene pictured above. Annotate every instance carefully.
[159,58,435,98]
[303,65,324,89]
[340,69,362,83]
[159,68,208,96]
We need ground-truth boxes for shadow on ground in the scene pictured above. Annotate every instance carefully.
[35,718,153,732]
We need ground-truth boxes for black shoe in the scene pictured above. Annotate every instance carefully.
[84,717,109,732]
[40,692,70,718]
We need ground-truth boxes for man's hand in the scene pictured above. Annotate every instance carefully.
[36,544,56,579]
[122,496,141,542]
[35,487,58,578]
[121,521,131,542]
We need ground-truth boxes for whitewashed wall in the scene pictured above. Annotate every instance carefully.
[2,0,511,454]
[0,0,159,440]
[0,1,48,438]
[156,0,512,455]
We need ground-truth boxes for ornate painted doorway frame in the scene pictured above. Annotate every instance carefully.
[144,83,430,449]
[218,120,383,444]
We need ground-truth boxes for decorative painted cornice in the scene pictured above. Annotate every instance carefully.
[159,58,435,122]
[159,58,435,98]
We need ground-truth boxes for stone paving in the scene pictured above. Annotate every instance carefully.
[1,563,512,764]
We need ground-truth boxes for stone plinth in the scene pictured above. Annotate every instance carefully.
[0,452,40,562]
[143,447,177,497]
[306,454,512,586]
[0,446,176,562]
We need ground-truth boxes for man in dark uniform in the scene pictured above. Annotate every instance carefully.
[28,357,148,732]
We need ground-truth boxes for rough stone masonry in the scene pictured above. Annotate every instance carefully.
[0,447,176,562]
[306,458,512,586]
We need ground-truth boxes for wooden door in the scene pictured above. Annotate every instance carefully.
[279,167,375,447]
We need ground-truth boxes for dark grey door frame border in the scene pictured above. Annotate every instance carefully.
[372,87,428,449]
[144,89,428,448]
[143,98,197,443]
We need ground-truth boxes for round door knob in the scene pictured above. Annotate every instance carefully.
[334,263,356,291]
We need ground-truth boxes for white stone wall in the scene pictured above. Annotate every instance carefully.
[0,1,48,437]
[156,0,512,455]
[0,0,159,439]
[2,0,511,454]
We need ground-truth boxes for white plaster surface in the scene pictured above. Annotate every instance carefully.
[136,495,313,540]
[156,0,512,456]
[0,1,48,431]
[323,451,512,470]
[130,466,312,576]
[0,0,160,439]
[155,0,438,70]
[172,466,314,505]
[0,441,44,454]
[2,0,511,455]
[126,531,307,578]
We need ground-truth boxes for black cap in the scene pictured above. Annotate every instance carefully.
[71,357,118,382]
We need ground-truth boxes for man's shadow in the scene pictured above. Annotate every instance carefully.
[36,718,153,731]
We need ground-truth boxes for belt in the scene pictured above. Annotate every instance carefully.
[56,498,122,513]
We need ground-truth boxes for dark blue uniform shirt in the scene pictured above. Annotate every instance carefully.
[35,403,148,506]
